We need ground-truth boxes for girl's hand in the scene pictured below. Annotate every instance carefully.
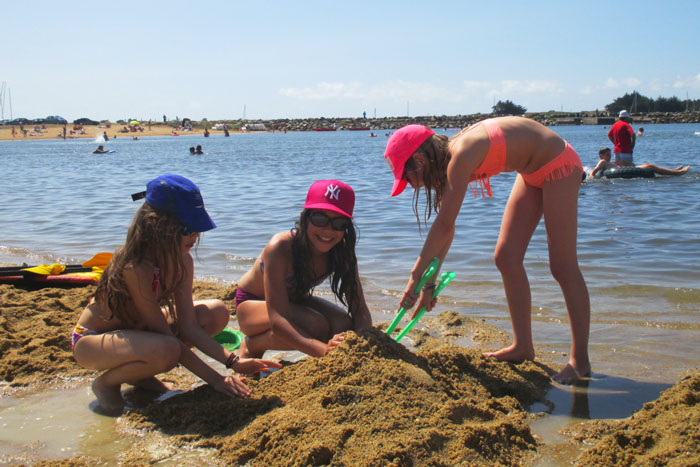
[213,374,252,398]
[326,333,346,353]
[398,279,420,315]
[232,358,283,376]
[410,289,438,319]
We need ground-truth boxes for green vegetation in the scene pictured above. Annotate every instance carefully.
[492,100,527,116]
[606,91,699,114]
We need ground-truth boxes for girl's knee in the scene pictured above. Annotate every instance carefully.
[197,299,230,335]
[494,249,523,274]
[151,336,181,372]
[305,316,331,341]
[331,313,353,334]
[549,259,581,284]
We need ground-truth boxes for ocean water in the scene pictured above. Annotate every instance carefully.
[1,124,698,387]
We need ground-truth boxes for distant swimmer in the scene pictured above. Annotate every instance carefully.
[195,145,203,154]
[93,145,109,154]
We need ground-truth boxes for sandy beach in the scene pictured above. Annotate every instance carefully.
[0,123,233,142]
[0,280,697,466]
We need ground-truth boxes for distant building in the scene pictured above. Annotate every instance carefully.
[242,123,266,131]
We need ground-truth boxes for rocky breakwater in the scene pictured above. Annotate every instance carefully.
[231,111,700,133]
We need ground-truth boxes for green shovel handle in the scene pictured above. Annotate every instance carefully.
[394,271,456,342]
[386,257,440,335]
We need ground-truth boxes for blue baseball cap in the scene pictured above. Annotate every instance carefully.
[138,174,216,232]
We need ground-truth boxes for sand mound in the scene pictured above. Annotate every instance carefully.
[570,371,700,466]
[0,282,237,391]
[0,283,93,386]
[124,328,551,466]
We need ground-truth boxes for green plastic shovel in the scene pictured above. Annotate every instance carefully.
[394,271,456,342]
[385,257,440,335]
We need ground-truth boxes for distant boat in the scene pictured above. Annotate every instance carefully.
[347,127,370,131]
[313,128,337,131]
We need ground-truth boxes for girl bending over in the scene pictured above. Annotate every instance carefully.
[384,118,591,384]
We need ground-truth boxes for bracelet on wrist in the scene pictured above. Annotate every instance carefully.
[225,352,239,369]
[422,283,437,290]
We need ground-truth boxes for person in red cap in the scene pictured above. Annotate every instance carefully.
[384,117,590,384]
[72,174,280,414]
[235,179,373,359]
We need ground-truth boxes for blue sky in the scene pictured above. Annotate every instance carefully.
[3,1,699,122]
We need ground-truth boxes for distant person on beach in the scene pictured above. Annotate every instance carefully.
[93,145,109,154]
[608,110,636,166]
[103,131,109,141]
[195,145,203,154]
[235,180,372,360]
[71,174,280,414]
[383,118,590,384]
[204,128,210,137]
[590,147,690,178]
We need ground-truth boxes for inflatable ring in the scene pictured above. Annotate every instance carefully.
[601,167,655,179]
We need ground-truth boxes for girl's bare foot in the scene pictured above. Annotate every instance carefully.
[92,376,125,415]
[132,376,174,393]
[238,335,264,359]
[553,362,591,385]
[483,344,535,362]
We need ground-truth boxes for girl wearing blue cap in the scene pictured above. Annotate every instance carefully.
[72,174,281,414]
[235,180,373,360]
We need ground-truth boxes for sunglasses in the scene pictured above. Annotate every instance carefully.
[309,211,351,231]
[183,226,198,236]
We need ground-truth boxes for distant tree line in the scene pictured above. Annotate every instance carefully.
[492,100,527,116]
[606,91,699,114]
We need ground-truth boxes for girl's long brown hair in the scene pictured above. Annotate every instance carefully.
[403,133,451,230]
[94,203,191,326]
[290,209,359,317]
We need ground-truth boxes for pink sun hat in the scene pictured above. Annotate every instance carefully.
[384,124,435,196]
[303,179,354,218]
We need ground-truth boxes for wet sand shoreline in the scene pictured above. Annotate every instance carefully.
[0,281,698,465]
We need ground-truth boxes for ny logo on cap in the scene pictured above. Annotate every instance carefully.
[325,184,340,200]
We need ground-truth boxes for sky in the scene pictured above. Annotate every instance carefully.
[2,0,700,122]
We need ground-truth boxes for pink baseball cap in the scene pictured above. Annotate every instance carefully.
[303,180,354,218]
[384,124,435,196]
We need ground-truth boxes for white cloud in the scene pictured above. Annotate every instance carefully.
[278,82,365,100]
[279,80,456,103]
[603,77,641,89]
[280,79,563,103]
[673,73,700,89]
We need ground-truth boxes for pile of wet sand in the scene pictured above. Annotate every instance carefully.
[568,371,700,466]
[122,329,552,465]
[2,282,699,465]
[0,282,237,390]
[0,283,93,387]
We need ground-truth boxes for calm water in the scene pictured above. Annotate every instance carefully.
[1,124,699,385]
[1,124,699,464]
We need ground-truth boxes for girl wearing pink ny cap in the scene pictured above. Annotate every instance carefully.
[72,175,280,414]
[384,117,590,384]
[235,180,373,359]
